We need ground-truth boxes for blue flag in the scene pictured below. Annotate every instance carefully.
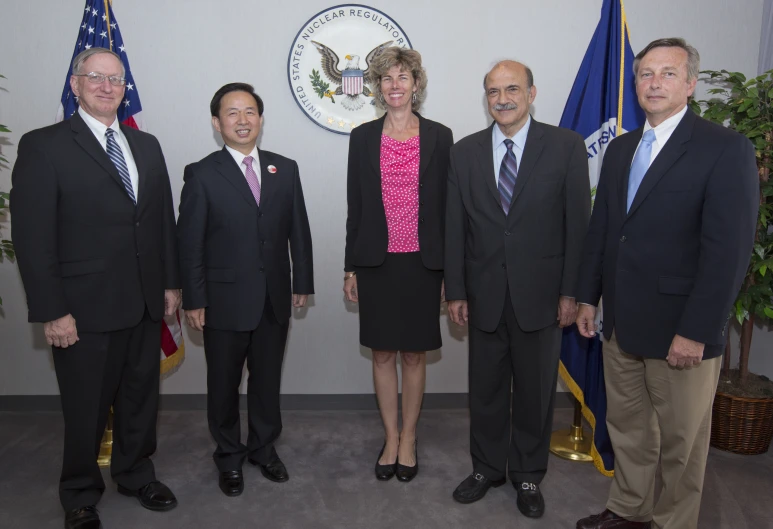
[56,0,144,128]
[558,0,644,477]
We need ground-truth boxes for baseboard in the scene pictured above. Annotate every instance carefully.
[0,391,574,412]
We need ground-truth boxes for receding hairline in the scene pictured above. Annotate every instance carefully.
[483,60,534,90]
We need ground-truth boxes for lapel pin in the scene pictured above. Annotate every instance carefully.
[267,165,277,173]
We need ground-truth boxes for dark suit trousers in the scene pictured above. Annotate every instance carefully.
[468,290,561,484]
[203,296,289,472]
[52,311,160,511]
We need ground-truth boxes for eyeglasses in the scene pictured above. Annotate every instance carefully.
[74,72,126,86]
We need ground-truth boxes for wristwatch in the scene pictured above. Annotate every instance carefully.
[344,271,356,280]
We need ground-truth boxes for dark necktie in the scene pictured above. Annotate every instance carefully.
[105,128,136,204]
[498,139,518,214]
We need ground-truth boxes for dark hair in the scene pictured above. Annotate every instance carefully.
[210,82,264,117]
[633,38,700,82]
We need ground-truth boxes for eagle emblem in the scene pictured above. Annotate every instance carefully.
[310,40,393,111]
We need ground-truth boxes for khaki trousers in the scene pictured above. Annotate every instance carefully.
[603,332,721,529]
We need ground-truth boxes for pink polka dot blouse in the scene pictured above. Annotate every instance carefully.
[380,134,420,253]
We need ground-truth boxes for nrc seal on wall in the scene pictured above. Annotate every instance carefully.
[287,4,412,135]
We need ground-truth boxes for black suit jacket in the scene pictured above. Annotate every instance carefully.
[177,147,313,332]
[445,118,591,332]
[345,113,453,271]
[10,112,180,331]
[576,109,759,359]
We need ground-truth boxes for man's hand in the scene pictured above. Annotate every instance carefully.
[164,289,182,317]
[576,304,597,338]
[293,294,308,308]
[44,314,79,348]
[448,300,469,326]
[343,276,358,303]
[667,335,705,368]
[185,308,206,331]
[557,296,578,328]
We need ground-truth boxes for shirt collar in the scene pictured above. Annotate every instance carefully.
[225,144,260,168]
[492,114,531,151]
[643,105,688,144]
[78,106,120,138]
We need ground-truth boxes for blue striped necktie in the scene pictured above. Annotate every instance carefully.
[105,128,136,204]
[498,138,518,214]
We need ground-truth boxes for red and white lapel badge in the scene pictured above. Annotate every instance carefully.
[267,165,278,174]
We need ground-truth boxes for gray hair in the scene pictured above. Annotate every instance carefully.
[370,47,427,111]
[483,60,534,90]
[633,38,700,82]
[71,48,125,77]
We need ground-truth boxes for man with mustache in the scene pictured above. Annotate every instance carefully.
[445,60,590,518]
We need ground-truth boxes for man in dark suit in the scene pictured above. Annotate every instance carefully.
[445,60,591,517]
[11,48,180,529]
[177,83,313,497]
[574,39,758,529]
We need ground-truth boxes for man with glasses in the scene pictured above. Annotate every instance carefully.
[11,47,180,529]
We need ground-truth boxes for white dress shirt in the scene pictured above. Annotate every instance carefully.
[492,115,531,185]
[225,145,262,186]
[78,106,139,200]
[633,105,688,168]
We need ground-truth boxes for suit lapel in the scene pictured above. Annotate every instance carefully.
[476,123,500,207]
[214,147,258,209]
[257,150,277,212]
[70,112,126,194]
[366,115,386,177]
[417,113,435,181]
[121,125,148,207]
[625,110,695,219]
[510,118,545,208]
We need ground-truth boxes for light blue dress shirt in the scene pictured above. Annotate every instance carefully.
[492,115,531,185]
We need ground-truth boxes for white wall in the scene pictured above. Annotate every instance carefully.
[0,0,765,396]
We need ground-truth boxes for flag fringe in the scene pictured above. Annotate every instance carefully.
[160,342,185,380]
[558,360,614,477]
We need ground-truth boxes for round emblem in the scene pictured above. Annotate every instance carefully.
[287,4,412,135]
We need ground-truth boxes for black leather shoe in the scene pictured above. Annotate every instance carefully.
[375,442,397,481]
[219,470,244,497]
[64,506,101,529]
[249,455,289,483]
[514,482,545,518]
[452,472,506,504]
[117,481,177,511]
[396,440,418,482]
[576,509,652,529]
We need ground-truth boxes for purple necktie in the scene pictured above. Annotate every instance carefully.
[242,155,261,206]
[498,139,518,214]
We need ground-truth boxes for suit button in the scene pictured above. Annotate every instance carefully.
[419,217,425,223]
[420,201,425,206]
[504,230,511,236]
[502,263,506,269]
[261,240,265,245]
[135,221,140,227]
[620,235,627,243]
[260,266,265,272]
[258,212,263,217]
[136,252,139,258]
[419,183,424,188]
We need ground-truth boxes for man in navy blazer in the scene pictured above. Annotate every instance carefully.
[177,83,313,497]
[575,39,758,529]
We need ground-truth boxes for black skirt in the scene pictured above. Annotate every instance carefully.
[356,252,443,352]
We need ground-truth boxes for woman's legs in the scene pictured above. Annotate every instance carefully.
[373,350,399,464]
[398,351,426,466]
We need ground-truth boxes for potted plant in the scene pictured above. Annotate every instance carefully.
[691,68,773,454]
[0,73,15,305]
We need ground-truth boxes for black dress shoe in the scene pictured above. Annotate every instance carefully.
[219,470,244,497]
[514,482,545,518]
[452,472,506,504]
[64,506,101,529]
[576,509,652,529]
[249,455,289,482]
[375,442,397,481]
[117,481,177,511]
[395,440,418,482]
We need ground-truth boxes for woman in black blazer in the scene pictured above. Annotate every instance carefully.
[343,47,453,482]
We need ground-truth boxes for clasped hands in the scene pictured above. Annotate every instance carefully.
[448,296,577,327]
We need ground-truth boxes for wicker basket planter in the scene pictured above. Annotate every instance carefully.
[711,391,773,455]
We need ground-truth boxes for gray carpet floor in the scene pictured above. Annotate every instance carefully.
[1,409,771,528]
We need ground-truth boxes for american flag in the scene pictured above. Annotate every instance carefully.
[342,69,364,96]
[56,0,185,378]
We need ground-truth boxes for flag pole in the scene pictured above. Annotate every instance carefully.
[549,397,593,462]
[104,0,112,51]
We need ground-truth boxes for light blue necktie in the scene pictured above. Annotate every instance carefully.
[498,139,518,214]
[105,128,137,205]
[626,129,656,213]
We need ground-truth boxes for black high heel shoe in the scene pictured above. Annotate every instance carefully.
[375,442,397,481]
[396,439,418,482]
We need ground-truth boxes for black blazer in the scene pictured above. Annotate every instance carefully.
[445,119,591,333]
[177,147,314,332]
[576,109,758,359]
[344,113,453,272]
[10,112,180,331]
